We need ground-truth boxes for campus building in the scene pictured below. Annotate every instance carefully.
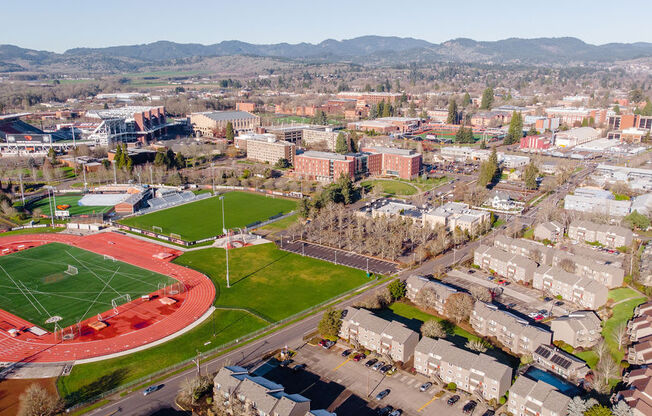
[339,307,419,363]
[234,134,296,165]
[301,128,348,152]
[470,302,552,355]
[85,106,169,146]
[592,164,652,192]
[508,376,572,416]
[532,266,608,310]
[361,146,422,179]
[564,188,632,217]
[568,220,634,248]
[190,111,260,137]
[423,202,490,235]
[294,151,369,182]
[414,338,512,401]
[473,245,538,283]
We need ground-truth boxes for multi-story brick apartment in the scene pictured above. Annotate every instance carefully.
[473,245,538,283]
[533,266,608,309]
[190,111,260,137]
[405,275,458,315]
[568,220,634,248]
[361,146,422,179]
[550,311,602,349]
[423,202,490,235]
[552,250,624,288]
[532,344,590,382]
[620,367,652,416]
[507,376,572,416]
[414,338,512,401]
[339,307,419,363]
[493,235,553,266]
[293,151,367,182]
[471,302,552,355]
[213,366,316,416]
[234,134,296,165]
[533,221,564,243]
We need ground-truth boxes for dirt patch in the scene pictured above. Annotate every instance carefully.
[0,378,57,416]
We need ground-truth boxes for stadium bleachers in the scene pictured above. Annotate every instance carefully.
[138,191,210,215]
[0,118,44,139]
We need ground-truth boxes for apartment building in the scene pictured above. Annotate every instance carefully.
[414,338,512,401]
[552,250,624,288]
[564,190,632,218]
[494,235,553,265]
[235,134,296,165]
[507,376,572,416]
[620,367,652,416]
[473,245,538,283]
[190,111,260,137]
[550,311,602,348]
[405,275,458,315]
[337,91,403,105]
[628,302,652,342]
[568,220,634,248]
[358,198,423,225]
[592,164,652,193]
[532,344,590,381]
[423,202,490,235]
[628,335,652,365]
[532,266,608,310]
[534,221,564,243]
[470,302,552,355]
[302,128,348,152]
[339,307,419,363]
[213,366,313,416]
[361,146,422,179]
[293,151,366,182]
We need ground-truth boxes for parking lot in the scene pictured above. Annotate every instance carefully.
[255,342,495,415]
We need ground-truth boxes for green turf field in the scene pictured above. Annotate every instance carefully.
[360,179,418,196]
[29,195,112,217]
[0,243,175,328]
[119,192,297,241]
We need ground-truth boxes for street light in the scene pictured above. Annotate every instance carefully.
[220,196,230,288]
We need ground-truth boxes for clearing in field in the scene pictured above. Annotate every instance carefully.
[0,243,176,329]
[119,192,297,241]
[28,195,112,217]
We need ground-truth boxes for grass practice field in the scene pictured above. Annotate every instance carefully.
[29,195,112,217]
[119,192,297,241]
[360,179,418,196]
[0,243,175,328]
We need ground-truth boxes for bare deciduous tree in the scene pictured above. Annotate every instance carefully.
[469,286,492,303]
[421,320,446,338]
[444,293,475,323]
[17,384,63,416]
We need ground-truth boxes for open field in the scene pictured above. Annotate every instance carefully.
[28,195,112,217]
[119,192,297,241]
[0,243,175,328]
[174,243,369,322]
[360,179,418,196]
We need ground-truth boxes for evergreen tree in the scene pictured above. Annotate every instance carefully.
[613,104,621,115]
[462,92,471,107]
[114,145,123,167]
[400,92,408,104]
[527,125,538,136]
[377,100,386,118]
[480,87,494,110]
[408,101,417,117]
[641,99,652,116]
[523,163,539,190]
[175,152,186,169]
[384,79,391,92]
[505,111,523,145]
[335,133,348,154]
[382,101,391,117]
[369,105,378,119]
[447,99,458,124]
[225,122,234,140]
[349,131,359,152]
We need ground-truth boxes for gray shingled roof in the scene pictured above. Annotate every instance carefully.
[198,111,257,121]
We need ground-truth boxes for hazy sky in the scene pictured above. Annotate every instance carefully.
[2,0,651,52]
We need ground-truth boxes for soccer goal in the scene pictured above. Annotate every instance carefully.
[152,226,163,233]
[65,265,78,276]
[111,294,131,315]
[103,254,116,262]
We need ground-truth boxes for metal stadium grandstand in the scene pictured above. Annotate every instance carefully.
[138,191,210,215]
[85,106,175,146]
[0,113,44,139]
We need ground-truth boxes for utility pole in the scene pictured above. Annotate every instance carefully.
[18,173,24,207]
[113,162,117,184]
[192,350,201,377]
[211,162,215,195]
[220,196,230,288]
[149,165,153,184]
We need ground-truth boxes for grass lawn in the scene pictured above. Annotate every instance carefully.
[603,295,646,362]
[259,214,299,233]
[401,176,450,192]
[522,228,534,239]
[119,192,297,241]
[360,179,418,196]
[28,195,111,217]
[57,309,266,404]
[608,287,642,303]
[174,243,369,322]
[575,350,599,369]
[0,243,175,328]
[0,227,64,237]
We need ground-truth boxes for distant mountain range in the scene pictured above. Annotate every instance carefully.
[3,36,652,74]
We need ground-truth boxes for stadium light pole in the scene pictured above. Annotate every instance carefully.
[220,196,230,288]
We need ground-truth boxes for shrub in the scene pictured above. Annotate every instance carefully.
[499,396,506,405]
[447,382,457,391]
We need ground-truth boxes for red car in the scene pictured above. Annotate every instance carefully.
[353,353,366,362]
[534,315,544,321]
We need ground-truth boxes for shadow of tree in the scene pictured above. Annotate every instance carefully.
[62,367,129,405]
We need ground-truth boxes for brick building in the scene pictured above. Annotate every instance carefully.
[361,146,422,179]
[190,111,260,137]
[235,134,295,165]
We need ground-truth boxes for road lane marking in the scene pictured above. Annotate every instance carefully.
[418,394,440,412]
[333,356,352,370]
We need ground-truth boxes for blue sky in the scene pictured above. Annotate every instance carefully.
[2,0,651,52]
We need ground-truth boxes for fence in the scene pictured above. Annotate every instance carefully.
[63,274,380,412]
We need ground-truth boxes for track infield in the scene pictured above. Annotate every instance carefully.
[118,191,297,241]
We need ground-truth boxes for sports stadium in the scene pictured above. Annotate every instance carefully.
[0,232,215,364]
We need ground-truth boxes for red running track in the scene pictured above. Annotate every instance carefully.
[0,232,215,364]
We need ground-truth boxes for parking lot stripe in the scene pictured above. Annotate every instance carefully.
[418,394,440,412]
[333,357,352,371]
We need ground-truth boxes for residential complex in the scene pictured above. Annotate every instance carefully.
[339,307,419,363]
[190,111,260,137]
[423,202,490,234]
[234,134,296,164]
[470,302,552,355]
[405,275,458,315]
[507,376,572,416]
[532,266,608,309]
[621,367,652,416]
[568,220,634,248]
[550,311,602,348]
[551,250,624,288]
[532,344,590,381]
[414,338,512,401]
[473,245,538,283]
[533,221,564,242]
[493,235,552,265]
[564,187,632,217]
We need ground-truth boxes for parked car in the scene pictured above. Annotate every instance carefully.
[143,385,160,396]
[389,410,402,416]
[419,382,432,392]
[372,361,385,371]
[463,400,477,414]
[321,340,335,349]
[528,312,539,318]
[534,315,544,321]
[292,364,307,372]
[377,405,393,416]
[486,275,494,281]
[341,309,348,318]
[365,358,378,367]
[554,301,564,306]
[379,364,392,373]
[353,353,366,362]
[447,395,460,406]
[375,389,391,400]
[342,349,353,357]
[543,297,553,302]
[280,359,293,367]
[468,269,475,274]
[482,410,495,416]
